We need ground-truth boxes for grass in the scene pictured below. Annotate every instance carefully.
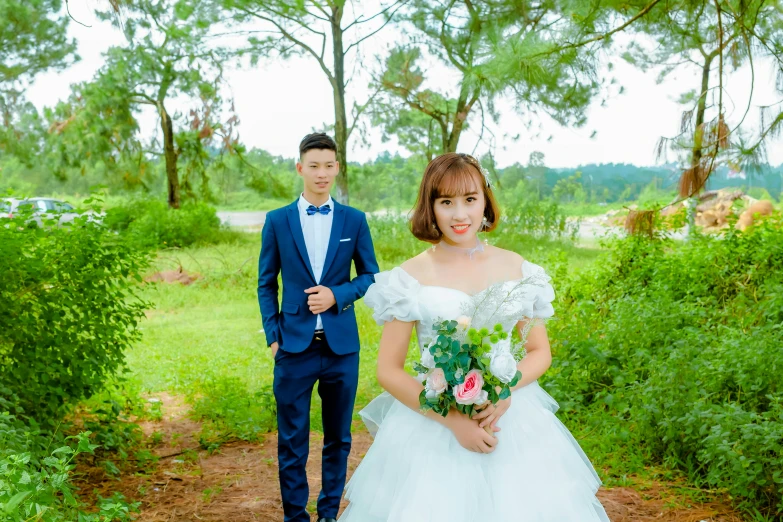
[124,220,602,441]
[214,191,292,211]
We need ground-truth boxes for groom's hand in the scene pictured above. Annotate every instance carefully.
[304,286,336,314]
[270,342,279,357]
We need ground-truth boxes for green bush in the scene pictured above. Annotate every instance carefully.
[0,418,139,522]
[190,376,277,450]
[366,215,426,266]
[105,198,235,249]
[0,211,149,427]
[499,199,578,240]
[1,207,148,520]
[547,216,783,515]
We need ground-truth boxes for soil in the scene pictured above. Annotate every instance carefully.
[74,393,745,522]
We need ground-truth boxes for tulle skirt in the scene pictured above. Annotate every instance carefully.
[340,381,610,522]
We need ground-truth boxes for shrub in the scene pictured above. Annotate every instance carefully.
[0,212,149,427]
[105,199,235,249]
[0,419,139,522]
[190,377,277,450]
[366,215,425,266]
[547,215,783,515]
[500,199,578,240]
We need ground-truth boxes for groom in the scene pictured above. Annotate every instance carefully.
[257,133,379,522]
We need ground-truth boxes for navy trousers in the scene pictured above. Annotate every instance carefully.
[273,334,359,522]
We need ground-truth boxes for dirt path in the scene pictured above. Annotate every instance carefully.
[76,394,744,522]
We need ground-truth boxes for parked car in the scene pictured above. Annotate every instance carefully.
[1,198,20,218]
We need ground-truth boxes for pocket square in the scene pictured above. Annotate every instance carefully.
[339,238,351,242]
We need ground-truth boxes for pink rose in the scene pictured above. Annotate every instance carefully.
[454,369,486,405]
[456,315,472,329]
[425,368,448,399]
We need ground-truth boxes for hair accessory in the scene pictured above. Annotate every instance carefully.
[458,153,493,188]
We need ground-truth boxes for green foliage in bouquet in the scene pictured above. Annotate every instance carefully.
[413,320,522,418]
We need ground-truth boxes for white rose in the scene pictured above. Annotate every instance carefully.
[456,315,472,329]
[490,351,518,384]
[425,368,448,398]
[420,341,436,369]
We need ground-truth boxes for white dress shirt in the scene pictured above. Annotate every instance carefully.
[297,194,334,331]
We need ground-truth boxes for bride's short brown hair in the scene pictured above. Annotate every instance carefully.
[410,152,500,243]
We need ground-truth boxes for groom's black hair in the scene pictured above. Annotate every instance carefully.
[299,133,337,158]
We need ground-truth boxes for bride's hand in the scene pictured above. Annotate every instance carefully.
[473,396,511,431]
[447,411,498,454]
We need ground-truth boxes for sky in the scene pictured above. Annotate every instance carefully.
[25,0,783,170]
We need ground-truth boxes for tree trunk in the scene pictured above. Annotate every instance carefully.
[159,101,180,209]
[691,55,713,170]
[684,54,713,237]
[439,122,450,154]
[444,84,475,153]
[331,5,349,203]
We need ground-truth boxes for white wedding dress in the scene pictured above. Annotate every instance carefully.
[339,260,610,522]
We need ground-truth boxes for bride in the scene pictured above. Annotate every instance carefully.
[339,153,609,521]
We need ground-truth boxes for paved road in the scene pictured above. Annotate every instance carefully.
[217,210,267,230]
[217,210,684,241]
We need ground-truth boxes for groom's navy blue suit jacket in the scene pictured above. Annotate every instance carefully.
[257,199,378,355]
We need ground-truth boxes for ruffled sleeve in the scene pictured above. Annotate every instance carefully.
[364,267,422,325]
[520,260,555,320]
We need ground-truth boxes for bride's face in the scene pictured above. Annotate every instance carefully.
[432,175,486,246]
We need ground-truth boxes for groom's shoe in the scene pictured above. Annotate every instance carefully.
[317,518,337,522]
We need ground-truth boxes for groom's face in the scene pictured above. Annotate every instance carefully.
[297,149,339,197]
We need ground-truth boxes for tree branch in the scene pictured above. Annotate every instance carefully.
[344,0,407,31]
[244,3,327,37]
[345,1,407,54]
[347,86,382,139]
[130,92,156,105]
[526,0,664,60]
[236,7,334,83]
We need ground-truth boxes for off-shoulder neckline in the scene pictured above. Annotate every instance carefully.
[390,259,536,299]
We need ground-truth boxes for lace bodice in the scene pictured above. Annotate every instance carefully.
[364,260,555,351]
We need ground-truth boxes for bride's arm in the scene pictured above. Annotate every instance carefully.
[473,321,552,430]
[512,321,553,390]
[376,319,498,453]
[375,319,440,419]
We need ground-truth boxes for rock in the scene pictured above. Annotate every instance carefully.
[736,200,775,231]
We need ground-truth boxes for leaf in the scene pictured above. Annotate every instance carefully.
[3,491,31,514]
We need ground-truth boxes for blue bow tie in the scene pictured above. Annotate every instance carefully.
[306,204,332,216]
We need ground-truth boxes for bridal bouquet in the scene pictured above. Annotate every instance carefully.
[413,279,545,429]
[413,317,523,425]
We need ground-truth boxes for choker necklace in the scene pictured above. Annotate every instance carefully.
[432,237,486,259]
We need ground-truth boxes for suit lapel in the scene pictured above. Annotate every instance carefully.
[286,201,316,281]
[321,200,346,279]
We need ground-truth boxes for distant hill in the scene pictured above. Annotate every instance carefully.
[503,162,783,202]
